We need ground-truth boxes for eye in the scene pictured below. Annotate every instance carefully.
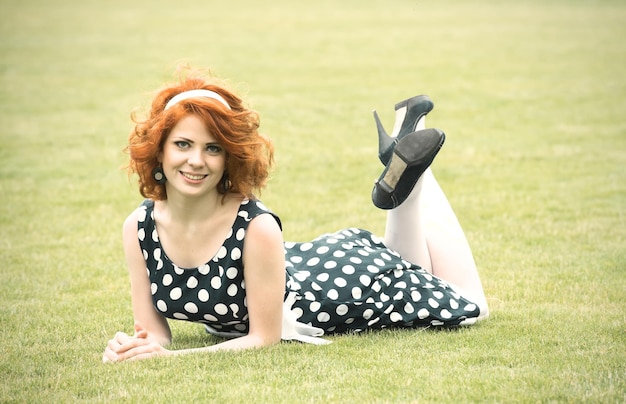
[206,144,223,154]
[174,140,190,149]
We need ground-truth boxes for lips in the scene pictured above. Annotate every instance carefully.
[180,172,208,181]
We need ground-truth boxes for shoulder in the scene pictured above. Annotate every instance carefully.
[240,199,282,230]
[243,202,284,257]
[122,201,152,246]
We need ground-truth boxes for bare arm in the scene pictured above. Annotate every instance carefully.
[104,212,285,362]
[103,209,172,362]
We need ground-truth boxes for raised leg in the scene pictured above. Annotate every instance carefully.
[382,119,489,319]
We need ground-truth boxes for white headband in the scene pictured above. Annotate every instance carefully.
[164,89,231,110]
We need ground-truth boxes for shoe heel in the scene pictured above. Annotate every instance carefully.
[374,110,395,165]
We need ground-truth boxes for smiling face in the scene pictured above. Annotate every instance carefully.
[159,114,227,199]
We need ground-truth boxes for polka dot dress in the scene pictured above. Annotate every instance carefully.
[138,199,481,338]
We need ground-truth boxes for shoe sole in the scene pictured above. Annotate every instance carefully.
[375,129,445,209]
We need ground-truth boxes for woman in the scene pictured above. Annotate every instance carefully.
[103,71,489,363]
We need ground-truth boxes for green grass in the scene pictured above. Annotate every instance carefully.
[1,0,625,402]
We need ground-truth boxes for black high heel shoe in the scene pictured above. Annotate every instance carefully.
[372,128,445,210]
[374,95,434,166]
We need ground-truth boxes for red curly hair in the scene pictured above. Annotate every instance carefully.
[126,70,274,201]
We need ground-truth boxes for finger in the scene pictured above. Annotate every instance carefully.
[117,341,162,362]
[103,346,119,363]
[114,331,132,345]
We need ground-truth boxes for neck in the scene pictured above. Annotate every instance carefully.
[160,190,241,224]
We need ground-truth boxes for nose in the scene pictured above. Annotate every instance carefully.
[187,148,204,167]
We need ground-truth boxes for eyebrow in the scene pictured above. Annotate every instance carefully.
[172,136,220,146]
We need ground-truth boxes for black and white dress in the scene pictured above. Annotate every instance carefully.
[138,199,481,344]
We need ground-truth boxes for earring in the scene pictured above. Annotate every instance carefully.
[221,173,231,192]
[152,166,166,184]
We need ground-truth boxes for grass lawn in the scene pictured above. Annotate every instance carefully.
[1,0,624,402]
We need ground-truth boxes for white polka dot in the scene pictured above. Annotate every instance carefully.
[351,287,362,299]
[450,299,459,310]
[404,302,415,314]
[138,228,145,241]
[184,302,199,313]
[304,291,316,301]
[317,312,330,322]
[152,229,158,242]
[359,275,371,287]
[137,207,147,222]
[156,300,167,312]
[173,265,184,275]
[300,243,313,252]
[151,283,157,295]
[198,264,210,275]
[441,309,452,319]
[371,282,381,292]
[428,298,439,308]
[357,249,370,257]
[390,312,403,322]
[363,309,374,320]
[211,276,222,289]
[309,301,321,312]
[433,291,444,299]
[417,308,430,319]
[334,277,347,288]
[411,290,422,301]
[143,249,148,260]
[373,258,385,267]
[231,247,241,260]
[230,304,239,317]
[311,282,323,291]
[204,313,218,322]
[187,276,198,289]
[236,228,245,241]
[235,324,247,331]
[227,284,238,296]
[336,304,349,316]
[226,267,238,279]
[290,256,303,264]
[307,257,320,266]
[393,291,403,300]
[198,289,209,302]
[215,246,227,259]
[464,303,477,312]
[170,287,182,300]
[214,303,228,315]
[381,252,392,261]
[324,260,337,269]
[341,265,355,275]
[292,307,304,319]
[316,246,330,254]
[293,271,311,282]
[394,281,407,289]
[350,257,362,265]
[366,265,379,273]
[327,289,339,300]
[380,293,390,302]
[173,312,188,320]
[326,238,339,244]
[333,250,346,258]
[316,273,330,282]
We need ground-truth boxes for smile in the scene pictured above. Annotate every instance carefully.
[181,172,207,181]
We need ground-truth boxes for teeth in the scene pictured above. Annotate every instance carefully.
[182,173,205,180]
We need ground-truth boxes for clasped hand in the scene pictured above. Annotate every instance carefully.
[103,322,170,363]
